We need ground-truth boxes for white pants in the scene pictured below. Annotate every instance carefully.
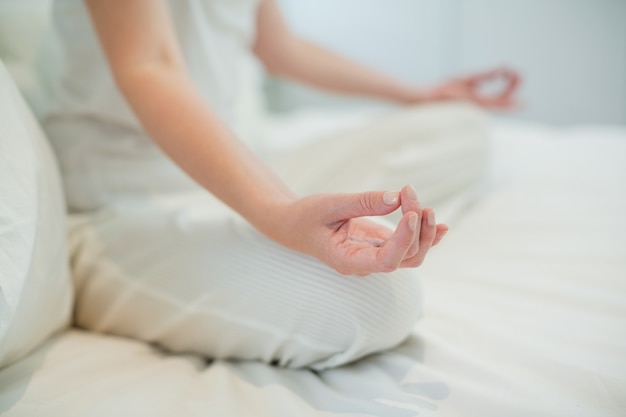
[60,103,488,369]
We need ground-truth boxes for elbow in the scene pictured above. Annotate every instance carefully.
[113,59,185,97]
[110,46,187,96]
[260,57,288,77]
[253,38,296,77]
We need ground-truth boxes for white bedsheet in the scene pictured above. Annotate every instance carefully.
[1,119,625,417]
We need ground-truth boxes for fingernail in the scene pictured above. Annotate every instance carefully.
[406,185,417,201]
[427,211,436,226]
[383,191,400,205]
[408,213,418,231]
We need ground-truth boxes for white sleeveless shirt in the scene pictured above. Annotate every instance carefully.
[42,0,262,211]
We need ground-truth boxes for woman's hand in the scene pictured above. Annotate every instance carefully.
[425,67,521,110]
[270,185,447,276]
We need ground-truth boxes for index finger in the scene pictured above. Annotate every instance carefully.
[374,212,418,272]
[400,185,422,257]
[498,69,521,100]
[342,212,418,275]
[400,184,422,215]
[465,68,501,86]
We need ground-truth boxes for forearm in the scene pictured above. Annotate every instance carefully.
[264,37,427,104]
[83,0,450,275]
[85,0,298,242]
[117,64,296,237]
[253,0,429,104]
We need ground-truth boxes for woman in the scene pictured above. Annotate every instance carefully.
[43,0,519,369]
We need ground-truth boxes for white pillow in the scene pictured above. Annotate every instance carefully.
[0,0,60,117]
[0,58,72,368]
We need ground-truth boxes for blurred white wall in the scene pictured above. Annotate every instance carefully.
[269,0,626,125]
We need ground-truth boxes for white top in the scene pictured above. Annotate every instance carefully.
[45,0,261,137]
[39,0,263,211]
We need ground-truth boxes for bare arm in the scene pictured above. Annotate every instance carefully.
[253,0,520,109]
[253,0,423,104]
[85,0,296,237]
[84,0,446,275]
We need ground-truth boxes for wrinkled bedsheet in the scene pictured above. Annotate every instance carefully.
[1,119,625,417]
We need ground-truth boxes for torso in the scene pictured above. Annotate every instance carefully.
[41,0,262,212]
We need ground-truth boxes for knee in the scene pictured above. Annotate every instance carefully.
[405,101,489,133]
[310,269,422,370]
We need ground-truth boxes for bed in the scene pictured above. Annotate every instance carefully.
[1,2,626,413]
[1,97,625,416]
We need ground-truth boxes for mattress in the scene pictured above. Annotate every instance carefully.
[1,116,625,417]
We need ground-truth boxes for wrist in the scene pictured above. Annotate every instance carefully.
[391,86,433,105]
[249,193,300,245]
[253,195,324,258]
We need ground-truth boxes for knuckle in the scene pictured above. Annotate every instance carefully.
[406,246,419,259]
[379,259,397,273]
[357,193,376,213]
[402,233,416,247]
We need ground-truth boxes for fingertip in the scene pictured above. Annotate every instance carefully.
[402,184,418,201]
[432,225,448,246]
[383,190,400,206]
[427,210,436,227]
[421,208,436,227]
[400,184,421,215]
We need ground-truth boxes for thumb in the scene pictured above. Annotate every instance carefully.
[321,190,401,223]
